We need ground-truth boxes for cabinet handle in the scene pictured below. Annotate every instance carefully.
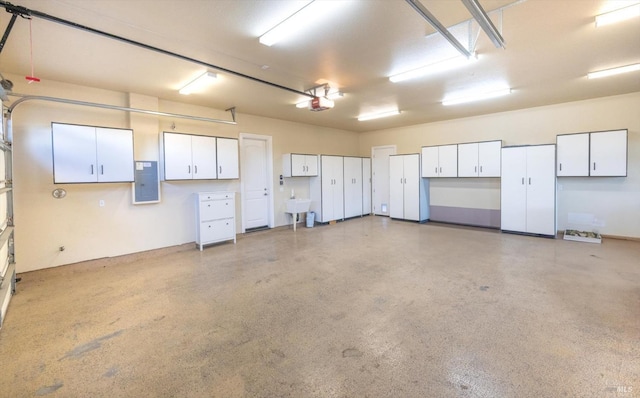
[435,167,437,173]
[188,165,191,174]
[219,166,222,174]
[439,167,442,173]
[101,165,104,175]
[194,165,198,174]
[90,164,94,175]
[529,177,531,185]
[480,166,483,173]
[404,178,406,184]
[475,166,477,173]
[559,163,562,171]
[593,162,596,171]
[521,177,524,185]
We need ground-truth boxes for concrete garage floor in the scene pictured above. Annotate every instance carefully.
[1,216,638,397]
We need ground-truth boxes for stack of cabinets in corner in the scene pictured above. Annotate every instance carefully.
[457,140,501,177]
[557,130,627,177]
[161,132,238,180]
[421,144,458,177]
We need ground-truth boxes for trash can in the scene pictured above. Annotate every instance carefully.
[306,211,315,228]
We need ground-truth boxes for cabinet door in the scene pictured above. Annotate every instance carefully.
[421,146,439,177]
[525,145,556,236]
[191,135,218,179]
[438,145,458,177]
[332,157,344,220]
[96,127,134,182]
[305,155,319,176]
[163,133,194,180]
[216,138,239,179]
[389,156,405,219]
[343,157,362,218]
[557,134,589,177]
[52,124,97,183]
[500,147,527,232]
[457,143,479,177]
[590,130,627,177]
[362,158,371,215]
[403,155,420,221]
[478,141,501,177]
[290,154,306,176]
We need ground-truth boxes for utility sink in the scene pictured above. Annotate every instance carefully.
[286,198,311,214]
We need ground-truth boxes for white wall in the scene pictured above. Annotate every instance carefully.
[358,92,640,239]
[9,75,358,273]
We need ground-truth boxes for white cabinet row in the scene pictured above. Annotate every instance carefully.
[390,154,429,222]
[161,132,239,180]
[556,129,627,177]
[282,153,318,177]
[195,192,236,250]
[52,123,134,183]
[421,140,502,178]
[310,155,371,223]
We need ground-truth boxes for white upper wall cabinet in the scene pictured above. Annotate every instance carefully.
[216,137,239,179]
[162,132,239,181]
[282,153,318,177]
[458,140,502,177]
[590,130,627,177]
[52,123,134,183]
[557,133,589,176]
[556,129,627,177]
[421,144,457,177]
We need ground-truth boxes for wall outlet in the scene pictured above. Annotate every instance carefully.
[99,200,105,207]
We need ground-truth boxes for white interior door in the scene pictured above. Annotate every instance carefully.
[372,145,396,215]
[241,134,272,231]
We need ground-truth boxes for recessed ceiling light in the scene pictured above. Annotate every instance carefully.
[179,72,217,95]
[442,87,511,106]
[587,63,640,79]
[595,3,640,27]
[357,109,401,121]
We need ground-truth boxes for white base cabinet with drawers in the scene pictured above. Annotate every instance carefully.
[195,192,236,251]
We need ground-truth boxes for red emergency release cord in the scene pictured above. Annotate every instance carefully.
[26,18,40,83]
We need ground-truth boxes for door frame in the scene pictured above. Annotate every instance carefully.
[371,144,397,216]
[239,133,274,233]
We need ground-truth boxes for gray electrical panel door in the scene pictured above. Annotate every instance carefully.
[133,161,160,204]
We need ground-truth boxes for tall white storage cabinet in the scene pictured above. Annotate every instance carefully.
[344,157,363,219]
[389,154,429,222]
[195,192,236,251]
[52,123,134,183]
[362,158,372,215]
[310,155,344,222]
[501,145,556,237]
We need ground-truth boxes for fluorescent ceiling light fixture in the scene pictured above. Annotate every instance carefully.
[390,54,477,83]
[357,109,401,121]
[442,87,511,106]
[587,63,640,79]
[259,1,346,46]
[179,72,217,95]
[595,3,640,27]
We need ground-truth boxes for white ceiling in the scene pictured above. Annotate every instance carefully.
[0,0,638,132]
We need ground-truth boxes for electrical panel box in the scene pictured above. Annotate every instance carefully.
[132,161,160,204]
